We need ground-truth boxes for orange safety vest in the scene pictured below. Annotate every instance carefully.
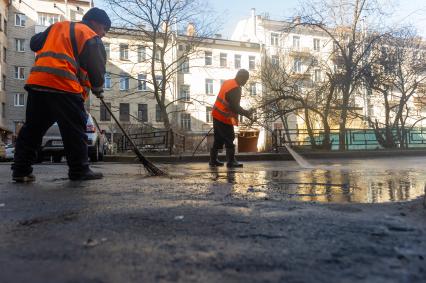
[212,79,240,126]
[26,21,98,100]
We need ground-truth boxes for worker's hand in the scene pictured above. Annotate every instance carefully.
[93,91,104,99]
[246,109,255,121]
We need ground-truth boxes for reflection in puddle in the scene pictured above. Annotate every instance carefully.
[201,163,425,204]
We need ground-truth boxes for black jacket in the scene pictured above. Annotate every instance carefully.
[226,86,250,117]
[27,21,106,93]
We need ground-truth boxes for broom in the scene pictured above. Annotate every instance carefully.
[99,98,166,176]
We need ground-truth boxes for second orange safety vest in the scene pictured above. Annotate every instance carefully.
[212,79,240,126]
[26,21,99,100]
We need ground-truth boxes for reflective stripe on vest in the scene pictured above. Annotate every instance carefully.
[212,79,240,126]
[26,21,98,99]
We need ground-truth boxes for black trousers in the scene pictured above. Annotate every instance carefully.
[213,118,235,150]
[12,89,89,176]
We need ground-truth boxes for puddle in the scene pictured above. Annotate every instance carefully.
[170,159,426,204]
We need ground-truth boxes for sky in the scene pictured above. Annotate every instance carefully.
[95,0,426,39]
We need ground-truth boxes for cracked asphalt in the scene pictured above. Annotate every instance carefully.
[0,157,425,283]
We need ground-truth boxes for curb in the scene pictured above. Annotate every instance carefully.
[103,149,426,163]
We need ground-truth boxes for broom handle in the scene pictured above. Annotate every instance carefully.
[99,98,147,162]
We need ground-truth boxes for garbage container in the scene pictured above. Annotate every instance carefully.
[238,130,259,152]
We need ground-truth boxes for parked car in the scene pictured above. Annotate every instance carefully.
[39,113,106,163]
[5,144,14,160]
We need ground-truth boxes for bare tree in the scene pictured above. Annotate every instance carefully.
[295,0,391,149]
[255,50,337,149]
[104,0,218,130]
[361,28,426,148]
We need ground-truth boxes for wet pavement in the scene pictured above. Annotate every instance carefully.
[0,157,425,282]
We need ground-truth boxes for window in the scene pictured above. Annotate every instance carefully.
[155,50,161,61]
[14,93,25,107]
[138,104,148,122]
[271,33,279,46]
[293,36,300,50]
[3,47,6,62]
[15,13,26,27]
[1,102,5,118]
[0,14,2,31]
[313,38,321,51]
[100,102,111,121]
[249,56,256,70]
[179,85,190,102]
[205,51,212,65]
[104,73,111,89]
[293,59,302,73]
[271,55,279,66]
[137,74,147,91]
[15,39,25,52]
[205,79,213,95]
[104,43,110,59]
[234,54,241,69]
[37,13,59,26]
[180,113,191,130]
[179,58,189,73]
[156,104,163,122]
[250,83,257,96]
[3,19,6,35]
[155,76,163,88]
[206,106,212,123]
[119,74,129,90]
[120,44,129,60]
[220,53,227,67]
[119,103,130,121]
[137,46,146,62]
[314,69,322,82]
[2,75,5,90]
[15,67,25,80]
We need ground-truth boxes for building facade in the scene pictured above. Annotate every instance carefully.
[5,0,92,136]
[0,0,9,141]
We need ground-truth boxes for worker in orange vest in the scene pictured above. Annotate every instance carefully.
[210,69,253,168]
[11,8,110,182]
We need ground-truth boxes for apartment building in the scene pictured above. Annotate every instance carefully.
[5,0,92,135]
[0,0,9,141]
[92,28,266,150]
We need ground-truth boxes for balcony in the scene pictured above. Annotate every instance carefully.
[290,72,311,80]
[289,47,312,58]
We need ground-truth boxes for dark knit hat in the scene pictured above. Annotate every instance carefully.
[83,8,111,31]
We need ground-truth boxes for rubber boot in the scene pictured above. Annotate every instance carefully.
[226,147,243,168]
[209,147,224,167]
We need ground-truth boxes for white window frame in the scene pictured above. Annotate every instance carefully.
[271,55,279,66]
[313,38,321,51]
[293,36,300,50]
[205,79,213,95]
[104,73,111,89]
[137,45,146,62]
[271,33,279,46]
[220,53,227,67]
[205,51,212,66]
[138,74,147,91]
[293,59,302,73]
[250,83,257,96]
[14,93,25,107]
[179,85,190,102]
[119,74,129,90]
[15,13,26,27]
[234,54,241,69]
[37,13,59,26]
[120,44,129,60]
[314,69,322,82]
[249,56,256,70]
[15,66,25,80]
[15,38,25,52]
[180,113,191,130]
